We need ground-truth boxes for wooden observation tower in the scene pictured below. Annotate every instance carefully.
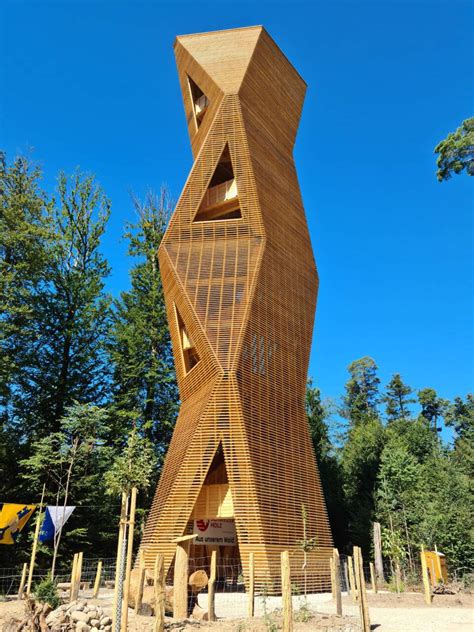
[140,26,333,592]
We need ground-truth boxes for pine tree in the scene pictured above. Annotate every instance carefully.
[418,388,447,434]
[109,189,178,464]
[341,356,380,426]
[14,170,112,437]
[382,373,416,422]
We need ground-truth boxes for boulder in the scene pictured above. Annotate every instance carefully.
[71,610,90,623]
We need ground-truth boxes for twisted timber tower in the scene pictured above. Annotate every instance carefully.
[141,26,333,591]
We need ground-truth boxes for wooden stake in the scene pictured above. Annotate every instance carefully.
[348,555,357,602]
[93,560,102,598]
[369,562,377,594]
[330,557,336,598]
[333,549,342,616]
[373,521,385,582]
[281,550,293,632]
[343,561,350,595]
[26,483,45,595]
[73,551,83,601]
[153,553,165,632]
[207,549,217,621]
[135,567,146,614]
[18,563,28,599]
[112,492,128,631]
[173,534,196,619]
[420,548,432,605]
[354,547,370,632]
[69,553,78,602]
[121,486,137,632]
[248,551,255,617]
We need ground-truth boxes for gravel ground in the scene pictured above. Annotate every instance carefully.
[1,589,472,632]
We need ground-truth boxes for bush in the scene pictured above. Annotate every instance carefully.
[34,576,60,609]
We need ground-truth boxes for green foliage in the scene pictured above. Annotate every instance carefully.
[434,117,474,181]
[382,374,415,422]
[108,190,178,460]
[341,356,380,426]
[34,576,60,609]
[105,429,157,495]
[418,388,447,433]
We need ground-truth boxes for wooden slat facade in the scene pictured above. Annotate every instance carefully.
[139,25,333,593]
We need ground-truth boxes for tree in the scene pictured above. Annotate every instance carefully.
[21,402,111,577]
[341,417,385,552]
[0,153,50,411]
[434,117,474,181]
[14,170,112,437]
[418,388,447,434]
[341,357,380,426]
[382,374,415,423]
[109,189,178,463]
[306,381,347,548]
[445,393,474,476]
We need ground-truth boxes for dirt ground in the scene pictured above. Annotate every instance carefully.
[1,590,473,632]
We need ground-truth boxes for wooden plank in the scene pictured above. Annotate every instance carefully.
[281,550,293,632]
[153,554,165,632]
[93,560,102,598]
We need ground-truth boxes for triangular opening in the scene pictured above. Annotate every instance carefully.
[175,306,200,373]
[194,144,242,222]
[188,75,210,129]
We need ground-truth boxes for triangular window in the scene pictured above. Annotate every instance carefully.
[194,144,242,222]
[176,307,200,373]
[188,76,209,129]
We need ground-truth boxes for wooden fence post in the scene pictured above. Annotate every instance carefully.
[248,552,255,617]
[18,563,28,599]
[369,562,377,594]
[173,534,197,619]
[353,547,370,632]
[281,550,293,632]
[26,484,45,595]
[153,553,165,632]
[348,555,357,602]
[93,560,103,599]
[343,561,350,595]
[330,557,336,598]
[73,552,83,601]
[69,554,78,602]
[208,549,217,622]
[420,548,432,606]
[373,521,385,582]
[333,549,342,616]
[135,549,146,614]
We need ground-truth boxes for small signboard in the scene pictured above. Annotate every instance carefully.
[193,518,236,545]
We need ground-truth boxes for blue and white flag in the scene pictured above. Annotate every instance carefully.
[39,506,75,542]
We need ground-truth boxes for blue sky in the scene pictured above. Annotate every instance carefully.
[1,0,472,430]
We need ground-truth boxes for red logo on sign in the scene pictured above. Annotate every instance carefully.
[196,520,209,532]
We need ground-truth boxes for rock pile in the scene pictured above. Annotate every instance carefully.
[45,600,112,632]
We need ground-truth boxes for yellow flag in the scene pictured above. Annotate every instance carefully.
[0,504,36,544]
